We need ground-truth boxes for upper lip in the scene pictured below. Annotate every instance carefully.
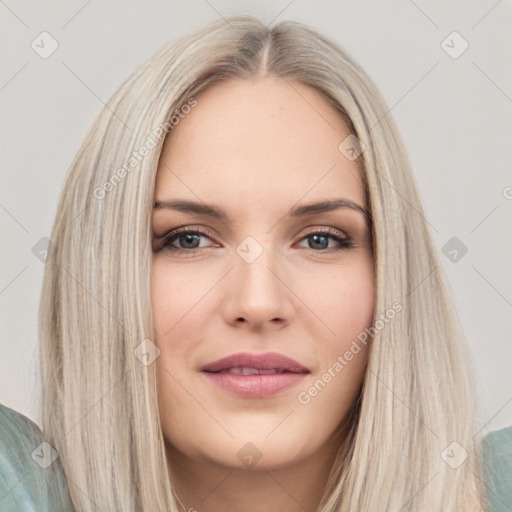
[200,352,310,373]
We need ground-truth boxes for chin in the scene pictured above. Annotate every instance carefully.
[190,430,319,471]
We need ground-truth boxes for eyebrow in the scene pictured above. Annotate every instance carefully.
[153,198,371,224]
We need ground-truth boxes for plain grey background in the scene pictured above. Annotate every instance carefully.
[1,0,511,435]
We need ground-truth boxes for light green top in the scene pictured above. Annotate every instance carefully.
[482,425,512,512]
[0,404,74,511]
[0,403,510,510]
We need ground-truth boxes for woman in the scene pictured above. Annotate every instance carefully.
[31,13,503,511]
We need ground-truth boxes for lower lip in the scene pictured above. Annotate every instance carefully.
[202,371,308,398]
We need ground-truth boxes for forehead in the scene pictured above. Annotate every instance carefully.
[155,77,365,209]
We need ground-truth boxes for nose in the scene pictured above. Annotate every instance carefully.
[221,240,294,331]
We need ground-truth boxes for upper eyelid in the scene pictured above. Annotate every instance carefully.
[156,225,216,241]
[159,225,350,244]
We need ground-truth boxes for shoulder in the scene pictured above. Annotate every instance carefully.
[482,425,512,512]
[0,404,45,454]
[0,404,75,512]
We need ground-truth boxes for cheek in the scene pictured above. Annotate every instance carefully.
[296,261,374,398]
[299,259,375,341]
[292,273,373,439]
[151,258,210,389]
[150,258,206,337]
[337,274,374,337]
[151,260,198,440]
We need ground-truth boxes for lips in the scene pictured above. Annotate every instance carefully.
[200,352,310,398]
[200,351,310,374]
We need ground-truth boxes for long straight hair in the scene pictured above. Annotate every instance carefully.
[39,14,486,511]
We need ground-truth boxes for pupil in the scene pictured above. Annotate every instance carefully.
[310,235,328,250]
[182,234,199,248]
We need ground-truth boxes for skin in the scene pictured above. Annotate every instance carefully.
[151,76,375,512]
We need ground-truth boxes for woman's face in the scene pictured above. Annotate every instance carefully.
[151,77,374,472]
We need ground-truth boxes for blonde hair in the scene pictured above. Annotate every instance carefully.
[39,14,486,511]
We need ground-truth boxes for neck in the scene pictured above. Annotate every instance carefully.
[166,433,344,512]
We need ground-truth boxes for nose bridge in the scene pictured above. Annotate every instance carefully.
[235,233,281,296]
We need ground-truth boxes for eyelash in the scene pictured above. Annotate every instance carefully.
[159,226,354,254]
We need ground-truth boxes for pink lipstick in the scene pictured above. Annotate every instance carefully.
[200,352,309,398]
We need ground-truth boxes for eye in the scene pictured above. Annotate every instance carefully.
[157,226,354,254]
[161,227,216,252]
[298,228,354,251]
